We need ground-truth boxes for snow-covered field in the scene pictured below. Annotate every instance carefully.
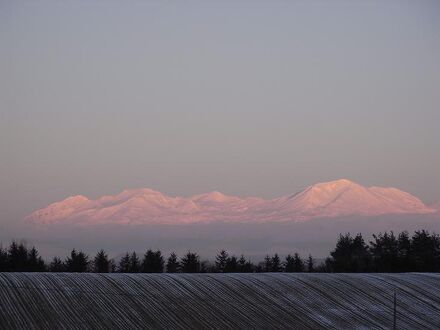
[0,273,439,329]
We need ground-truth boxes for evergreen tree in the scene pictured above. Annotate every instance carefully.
[28,247,45,272]
[215,250,229,273]
[17,243,29,271]
[224,255,238,273]
[284,254,295,272]
[200,260,210,273]
[370,232,399,272]
[65,249,89,272]
[154,250,165,272]
[8,242,29,272]
[27,247,39,272]
[271,254,282,272]
[142,249,164,273]
[263,255,272,272]
[329,234,352,272]
[129,252,141,273]
[320,257,334,273]
[411,230,440,272]
[397,231,411,272]
[180,251,200,273]
[93,249,110,273]
[307,254,314,272]
[118,253,131,273]
[109,259,117,273]
[352,233,372,272]
[237,255,253,273]
[166,252,180,273]
[243,261,254,273]
[5,228,440,274]
[0,246,8,272]
[7,241,19,271]
[118,253,130,273]
[236,255,245,273]
[49,257,64,272]
[329,233,371,272]
[293,253,304,272]
[254,264,264,273]
[238,255,246,272]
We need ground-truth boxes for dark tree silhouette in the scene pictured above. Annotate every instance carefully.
[166,252,180,273]
[142,249,164,273]
[215,250,229,273]
[352,234,372,272]
[109,259,117,273]
[65,249,89,272]
[329,233,371,272]
[307,254,314,272]
[7,242,19,270]
[329,234,352,272]
[370,232,399,272]
[180,251,200,273]
[200,260,210,273]
[28,247,45,272]
[8,242,29,272]
[0,246,8,272]
[411,230,440,272]
[271,254,282,272]
[129,252,141,273]
[224,255,238,273]
[93,249,110,273]
[263,255,272,272]
[397,231,411,272]
[118,253,131,273]
[293,253,304,272]
[284,254,295,272]
[237,255,254,273]
[0,248,6,271]
[49,257,64,272]
[314,257,333,273]
[2,229,440,274]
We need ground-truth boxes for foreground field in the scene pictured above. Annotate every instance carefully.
[0,273,439,329]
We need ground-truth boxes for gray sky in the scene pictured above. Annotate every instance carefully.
[1,0,440,223]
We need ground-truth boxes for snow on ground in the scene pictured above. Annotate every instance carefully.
[0,273,439,329]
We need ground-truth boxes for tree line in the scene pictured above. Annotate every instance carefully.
[0,230,439,273]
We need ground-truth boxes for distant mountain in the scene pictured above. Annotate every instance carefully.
[27,179,435,225]
[431,201,440,211]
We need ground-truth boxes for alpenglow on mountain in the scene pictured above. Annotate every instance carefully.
[27,179,436,225]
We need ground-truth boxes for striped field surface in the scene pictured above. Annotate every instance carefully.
[0,273,439,329]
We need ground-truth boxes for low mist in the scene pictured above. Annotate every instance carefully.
[1,214,440,262]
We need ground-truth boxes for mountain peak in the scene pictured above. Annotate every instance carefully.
[310,179,356,189]
[282,179,432,218]
[63,195,90,204]
[192,191,232,203]
[119,188,163,197]
[205,191,228,200]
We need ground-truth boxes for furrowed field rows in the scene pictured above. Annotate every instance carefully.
[0,273,439,329]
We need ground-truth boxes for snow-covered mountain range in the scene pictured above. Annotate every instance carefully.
[431,200,440,211]
[27,179,437,225]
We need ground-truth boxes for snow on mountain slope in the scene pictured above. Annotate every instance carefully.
[28,195,95,224]
[431,201,440,212]
[27,179,435,225]
[271,179,430,219]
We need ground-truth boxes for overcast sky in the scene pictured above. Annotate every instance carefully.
[1,0,440,223]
